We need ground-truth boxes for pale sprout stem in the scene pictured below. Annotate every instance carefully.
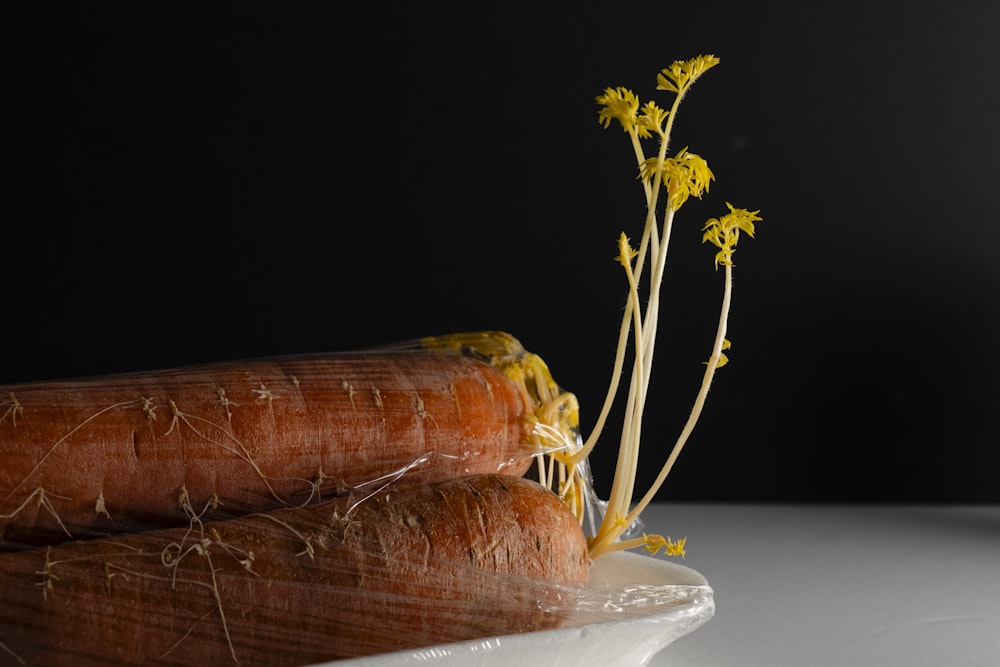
[632,84,689,370]
[591,218,733,557]
[628,107,676,386]
[628,128,647,186]
[641,207,675,364]
[572,132,660,466]
[660,84,689,157]
[628,126,662,268]
[622,375,645,513]
[585,120,675,550]
[635,82,691,368]
[604,535,651,553]
[588,313,646,551]
[535,452,547,487]
[622,119,668,309]
[592,127,675,545]
[572,252,645,465]
[601,250,647,524]
[624,263,733,528]
[573,306,631,463]
[534,366,554,405]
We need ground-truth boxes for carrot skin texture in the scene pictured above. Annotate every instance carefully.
[0,353,535,549]
[0,474,591,666]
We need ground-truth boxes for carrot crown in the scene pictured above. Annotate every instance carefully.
[418,332,588,503]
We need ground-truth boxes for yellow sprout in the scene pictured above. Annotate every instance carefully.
[702,203,762,269]
[639,147,714,210]
[580,57,761,561]
[637,101,669,138]
[615,233,639,267]
[705,338,732,368]
[596,86,641,134]
[643,534,687,558]
[656,55,721,96]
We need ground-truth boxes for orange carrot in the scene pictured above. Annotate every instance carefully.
[0,474,590,666]
[0,332,578,550]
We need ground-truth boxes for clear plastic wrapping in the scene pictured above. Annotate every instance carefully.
[0,477,713,666]
[330,551,714,667]
[0,332,712,665]
[0,335,542,550]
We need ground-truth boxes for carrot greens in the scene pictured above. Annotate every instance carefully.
[543,55,763,559]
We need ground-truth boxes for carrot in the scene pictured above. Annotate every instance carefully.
[0,332,579,550]
[0,473,590,666]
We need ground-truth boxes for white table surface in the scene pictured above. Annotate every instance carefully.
[639,503,1000,666]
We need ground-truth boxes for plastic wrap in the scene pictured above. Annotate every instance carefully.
[331,551,714,667]
[0,480,713,666]
[0,333,547,550]
[0,332,711,665]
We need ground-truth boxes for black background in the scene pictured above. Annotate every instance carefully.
[8,2,999,502]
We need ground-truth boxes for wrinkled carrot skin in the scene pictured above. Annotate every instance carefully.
[0,474,590,666]
[0,352,536,550]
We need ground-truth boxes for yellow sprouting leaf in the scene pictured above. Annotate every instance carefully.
[637,155,662,184]
[655,55,720,96]
[615,232,639,267]
[642,533,687,558]
[702,203,762,269]
[639,147,714,209]
[596,87,641,133]
[670,148,713,208]
[637,101,669,139]
[704,339,731,368]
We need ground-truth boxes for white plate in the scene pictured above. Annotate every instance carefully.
[318,551,714,667]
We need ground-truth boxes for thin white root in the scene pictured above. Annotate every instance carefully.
[342,380,357,411]
[94,487,112,520]
[2,399,144,507]
[296,466,338,506]
[0,639,26,665]
[370,386,385,427]
[35,547,57,600]
[0,392,23,427]
[252,380,281,428]
[157,607,224,663]
[252,513,316,559]
[414,395,437,430]
[342,452,435,519]
[0,487,73,538]
[165,401,286,506]
[208,528,257,576]
[215,387,238,423]
[158,491,255,663]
